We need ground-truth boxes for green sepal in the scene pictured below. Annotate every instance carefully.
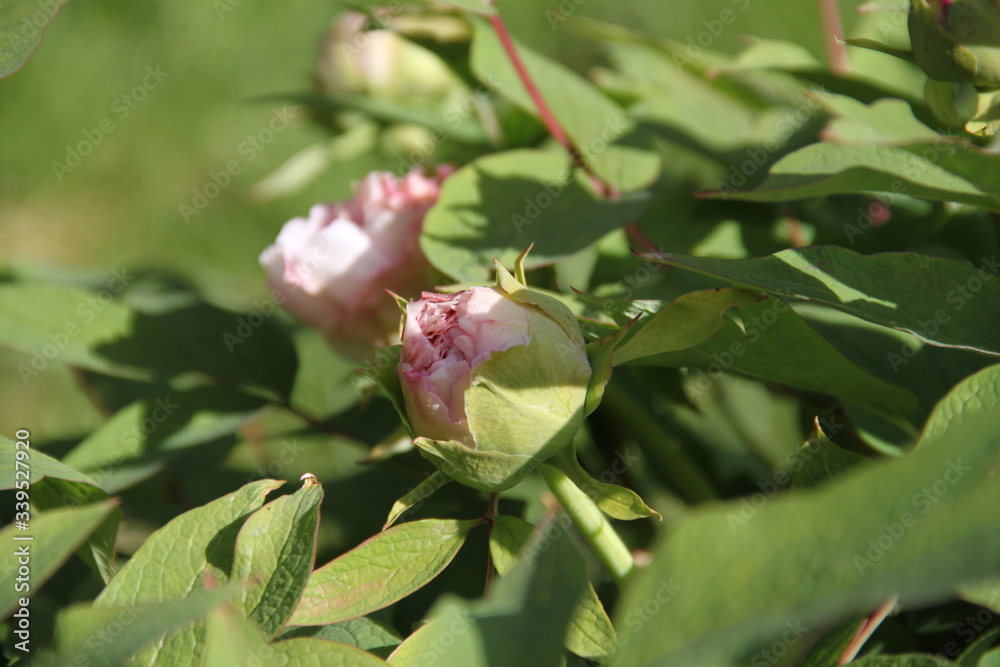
[412,438,538,492]
[386,290,409,315]
[384,471,452,529]
[908,0,1000,86]
[583,317,638,418]
[549,445,661,521]
[514,244,533,284]
[842,38,916,63]
[966,88,1000,135]
[466,327,589,456]
[494,259,586,348]
[358,345,412,435]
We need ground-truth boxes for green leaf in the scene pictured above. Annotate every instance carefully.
[277,617,402,658]
[0,0,70,78]
[549,446,660,521]
[703,138,1000,212]
[231,478,323,637]
[288,519,477,626]
[624,295,920,419]
[388,515,587,667]
[271,638,390,665]
[981,647,1000,667]
[848,657,956,667]
[958,626,1000,667]
[0,435,98,488]
[0,283,298,399]
[205,605,388,667]
[490,515,616,659]
[583,317,637,417]
[609,363,1000,666]
[94,479,284,665]
[31,477,123,584]
[206,603,391,666]
[0,501,118,617]
[91,299,299,401]
[469,18,656,191]
[358,345,411,434]
[0,283,145,381]
[796,616,867,667]
[384,471,451,529]
[435,0,494,14]
[421,149,649,283]
[843,38,916,63]
[62,386,267,493]
[203,603,270,667]
[33,586,241,667]
[795,303,994,424]
[792,422,870,489]
[641,247,1000,358]
[613,288,764,364]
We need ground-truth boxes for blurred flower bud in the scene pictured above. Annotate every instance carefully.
[259,167,451,360]
[397,266,593,491]
[909,0,1000,86]
[315,10,463,100]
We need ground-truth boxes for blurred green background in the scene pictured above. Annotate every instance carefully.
[0,0,888,440]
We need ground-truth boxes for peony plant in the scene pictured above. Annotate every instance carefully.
[909,0,1000,86]
[395,262,592,492]
[259,166,451,360]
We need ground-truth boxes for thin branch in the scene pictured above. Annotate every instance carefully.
[818,0,851,76]
[838,596,898,664]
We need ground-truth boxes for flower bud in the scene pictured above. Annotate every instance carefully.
[316,11,464,100]
[397,265,592,491]
[259,167,451,360]
[909,0,1000,86]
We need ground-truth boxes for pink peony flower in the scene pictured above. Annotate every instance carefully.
[398,286,531,446]
[259,167,451,360]
[394,267,593,491]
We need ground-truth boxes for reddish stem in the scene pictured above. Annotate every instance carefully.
[818,0,850,76]
[487,12,572,155]
[485,6,614,199]
[837,597,897,664]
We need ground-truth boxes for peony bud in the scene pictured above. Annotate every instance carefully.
[909,0,1000,86]
[259,167,451,360]
[396,264,593,492]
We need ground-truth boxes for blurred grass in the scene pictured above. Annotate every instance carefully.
[0,0,878,440]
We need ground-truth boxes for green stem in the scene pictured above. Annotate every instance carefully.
[538,463,634,586]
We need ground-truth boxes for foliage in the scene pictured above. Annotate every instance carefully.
[2,0,1000,665]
